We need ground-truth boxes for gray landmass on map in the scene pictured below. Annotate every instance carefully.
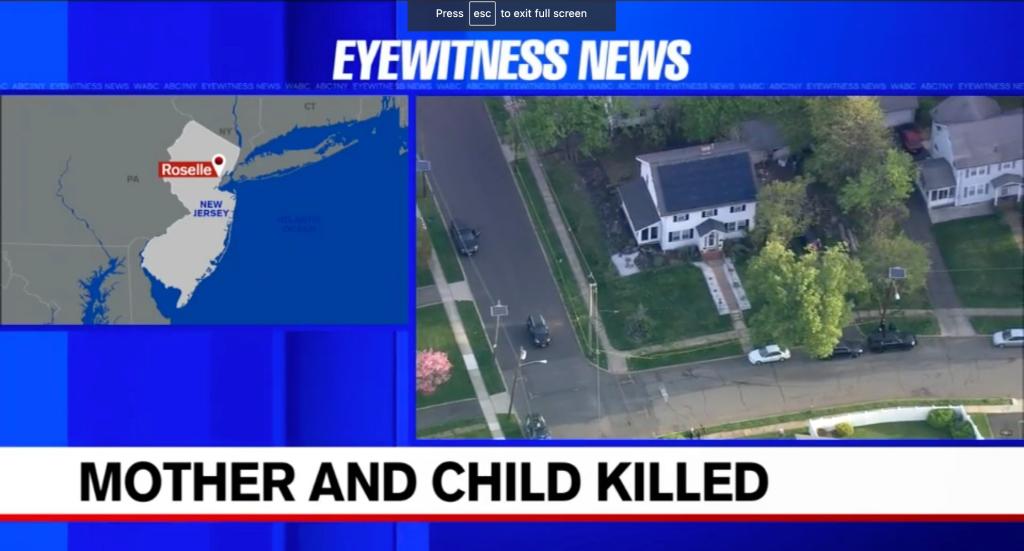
[1,95,404,325]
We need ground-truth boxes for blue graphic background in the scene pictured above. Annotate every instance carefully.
[1,1,1022,550]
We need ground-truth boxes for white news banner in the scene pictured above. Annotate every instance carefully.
[0,447,1021,518]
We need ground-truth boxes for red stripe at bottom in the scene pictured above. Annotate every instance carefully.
[0,514,1021,523]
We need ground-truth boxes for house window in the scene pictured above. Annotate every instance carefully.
[738,220,750,231]
[729,204,747,213]
[672,213,689,222]
[724,222,737,232]
[682,229,694,239]
[701,208,718,218]
[649,226,659,241]
[931,188,951,201]
[668,231,682,242]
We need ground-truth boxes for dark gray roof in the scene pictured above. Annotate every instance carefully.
[919,158,956,191]
[736,119,786,152]
[636,142,758,215]
[878,96,919,113]
[945,109,1023,168]
[991,173,1023,187]
[618,177,660,230]
[931,96,1001,124]
[696,218,726,236]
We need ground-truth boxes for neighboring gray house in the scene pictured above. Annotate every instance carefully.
[618,142,757,252]
[731,119,790,164]
[918,96,1023,222]
[878,96,919,128]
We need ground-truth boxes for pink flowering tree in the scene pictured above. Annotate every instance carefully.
[417,349,453,395]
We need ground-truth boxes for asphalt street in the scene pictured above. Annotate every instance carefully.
[417,97,1024,439]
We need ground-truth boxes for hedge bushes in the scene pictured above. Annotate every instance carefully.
[834,422,855,438]
[927,408,978,439]
[927,408,956,430]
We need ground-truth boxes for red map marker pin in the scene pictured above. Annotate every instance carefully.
[211,154,225,177]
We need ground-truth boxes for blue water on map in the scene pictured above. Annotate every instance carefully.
[79,256,125,324]
[145,98,408,324]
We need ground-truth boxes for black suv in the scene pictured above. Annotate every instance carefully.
[826,340,865,360]
[526,314,551,348]
[523,414,550,440]
[448,219,480,256]
[867,331,917,353]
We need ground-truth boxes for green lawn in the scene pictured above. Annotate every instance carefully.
[973,414,993,438]
[499,414,525,439]
[484,97,511,140]
[456,300,506,395]
[628,340,744,371]
[932,215,1023,307]
[417,414,523,439]
[417,174,465,284]
[416,304,474,408]
[856,314,940,336]
[847,421,951,439]
[511,159,600,366]
[543,157,731,349]
[659,397,1011,439]
[970,316,1023,335]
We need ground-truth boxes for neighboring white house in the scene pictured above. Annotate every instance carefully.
[918,96,1024,222]
[618,141,758,252]
[878,96,919,128]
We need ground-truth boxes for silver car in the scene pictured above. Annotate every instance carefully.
[992,328,1024,348]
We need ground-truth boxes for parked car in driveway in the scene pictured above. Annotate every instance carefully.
[526,314,551,348]
[825,340,865,360]
[866,330,917,353]
[992,328,1024,348]
[748,345,791,365]
[448,219,480,256]
[523,414,550,440]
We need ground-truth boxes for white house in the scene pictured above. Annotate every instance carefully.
[618,142,757,252]
[878,96,919,128]
[918,96,1023,222]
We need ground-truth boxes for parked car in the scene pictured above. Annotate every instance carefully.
[747,345,791,365]
[448,219,480,256]
[992,328,1024,348]
[523,414,550,440]
[526,314,551,348]
[866,330,917,353]
[825,340,865,360]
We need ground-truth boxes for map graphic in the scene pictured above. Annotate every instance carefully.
[1,96,408,324]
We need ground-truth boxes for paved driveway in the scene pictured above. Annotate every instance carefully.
[903,191,961,309]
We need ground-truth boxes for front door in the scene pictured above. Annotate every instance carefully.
[704,231,718,250]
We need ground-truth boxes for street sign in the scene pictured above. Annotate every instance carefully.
[888,266,907,280]
[417,159,431,172]
[490,302,508,318]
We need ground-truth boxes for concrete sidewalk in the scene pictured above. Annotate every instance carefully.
[418,206,505,439]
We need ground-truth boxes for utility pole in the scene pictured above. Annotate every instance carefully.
[878,266,905,331]
[508,347,547,417]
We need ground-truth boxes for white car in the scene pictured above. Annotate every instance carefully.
[992,328,1024,348]
[748,345,791,365]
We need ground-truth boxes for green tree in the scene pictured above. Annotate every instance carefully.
[926,408,956,430]
[519,97,614,159]
[838,148,917,230]
[805,97,892,187]
[751,176,814,247]
[669,97,811,147]
[857,232,931,315]
[746,241,868,358]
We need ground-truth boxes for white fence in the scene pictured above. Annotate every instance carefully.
[807,405,982,439]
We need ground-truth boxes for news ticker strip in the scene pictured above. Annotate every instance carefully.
[0,447,1021,518]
